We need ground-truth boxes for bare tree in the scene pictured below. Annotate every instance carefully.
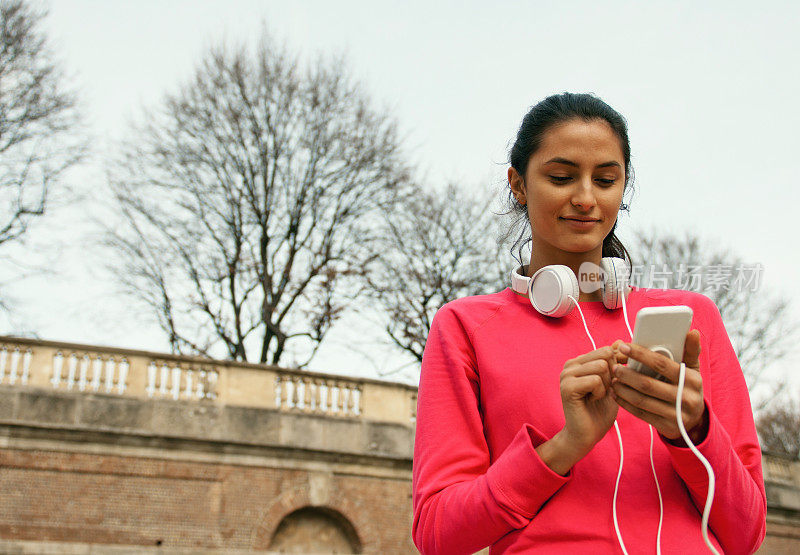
[0,0,82,249]
[106,35,410,366]
[757,395,800,459]
[362,183,506,361]
[628,227,797,405]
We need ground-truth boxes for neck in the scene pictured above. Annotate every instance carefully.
[527,243,604,302]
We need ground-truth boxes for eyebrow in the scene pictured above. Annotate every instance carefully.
[544,157,622,169]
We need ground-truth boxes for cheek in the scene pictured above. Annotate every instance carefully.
[527,200,560,238]
[601,187,625,215]
[527,187,562,218]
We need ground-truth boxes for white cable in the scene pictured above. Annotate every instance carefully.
[619,285,634,340]
[569,296,596,351]
[575,287,716,552]
[649,425,664,555]
[621,288,663,555]
[676,362,720,555]
[569,295,628,555]
[612,421,628,555]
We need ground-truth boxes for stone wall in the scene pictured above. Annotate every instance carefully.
[0,385,415,554]
[0,333,417,554]
[2,336,800,554]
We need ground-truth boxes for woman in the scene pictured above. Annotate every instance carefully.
[411,93,766,554]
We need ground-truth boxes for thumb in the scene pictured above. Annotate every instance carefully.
[682,329,701,368]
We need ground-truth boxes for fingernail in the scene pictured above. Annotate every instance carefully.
[618,344,631,354]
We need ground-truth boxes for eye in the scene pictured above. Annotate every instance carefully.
[549,175,571,183]
[595,178,616,186]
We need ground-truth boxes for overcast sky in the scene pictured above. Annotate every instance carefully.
[4,0,799,387]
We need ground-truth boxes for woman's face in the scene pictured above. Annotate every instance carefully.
[509,118,626,260]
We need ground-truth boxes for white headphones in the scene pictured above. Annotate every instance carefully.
[510,257,630,317]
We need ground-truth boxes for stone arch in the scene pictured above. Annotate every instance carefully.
[267,505,362,554]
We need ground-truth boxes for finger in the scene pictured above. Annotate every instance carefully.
[611,339,629,364]
[612,381,676,420]
[572,345,616,365]
[676,363,704,395]
[683,329,701,369]
[564,374,607,401]
[613,395,677,437]
[564,359,612,389]
[567,358,611,377]
[613,364,676,404]
[623,342,680,383]
[613,372,705,431]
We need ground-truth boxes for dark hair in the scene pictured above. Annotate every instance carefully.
[504,92,634,269]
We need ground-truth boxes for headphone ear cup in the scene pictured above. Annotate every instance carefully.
[529,265,579,317]
[600,257,629,309]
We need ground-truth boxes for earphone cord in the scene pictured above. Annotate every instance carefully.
[623,289,718,555]
[569,296,630,555]
[620,290,665,555]
[571,291,718,554]
[677,361,720,555]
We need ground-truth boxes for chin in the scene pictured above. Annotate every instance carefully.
[558,238,603,254]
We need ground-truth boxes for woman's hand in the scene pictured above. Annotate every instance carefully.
[558,345,623,457]
[611,330,709,444]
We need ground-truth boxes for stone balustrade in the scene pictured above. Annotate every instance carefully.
[0,336,417,426]
[764,454,797,486]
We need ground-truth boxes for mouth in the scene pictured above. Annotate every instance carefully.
[560,217,600,229]
[560,217,600,223]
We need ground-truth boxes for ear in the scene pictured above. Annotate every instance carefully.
[508,167,527,205]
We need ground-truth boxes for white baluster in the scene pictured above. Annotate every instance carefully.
[207,371,218,400]
[91,356,102,391]
[291,376,301,409]
[146,361,157,397]
[104,358,115,393]
[0,346,7,384]
[345,385,354,416]
[322,382,332,414]
[51,351,63,388]
[196,370,206,398]
[328,384,337,414]
[78,354,90,391]
[302,378,312,411]
[313,379,324,412]
[171,367,181,400]
[66,354,78,390]
[20,349,32,385]
[159,364,168,396]
[118,358,129,394]
[9,348,20,384]
[184,370,193,399]
[282,376,291,409]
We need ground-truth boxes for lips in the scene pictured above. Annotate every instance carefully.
[561,216,600,222]
[560,216,600,230]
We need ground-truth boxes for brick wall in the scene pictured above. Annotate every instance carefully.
[0,384,416,554]
[0,447,415,553]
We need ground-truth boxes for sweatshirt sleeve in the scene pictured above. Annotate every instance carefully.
[661,295,767,555]
[412,304,570,555]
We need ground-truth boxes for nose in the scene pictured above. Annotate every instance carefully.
[570,177,597,211]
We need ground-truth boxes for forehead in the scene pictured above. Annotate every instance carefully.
[532,118,625,166]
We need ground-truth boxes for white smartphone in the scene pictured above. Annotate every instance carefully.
[628,306,693,380]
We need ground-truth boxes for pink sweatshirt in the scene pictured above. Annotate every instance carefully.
[412,286,766,554]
